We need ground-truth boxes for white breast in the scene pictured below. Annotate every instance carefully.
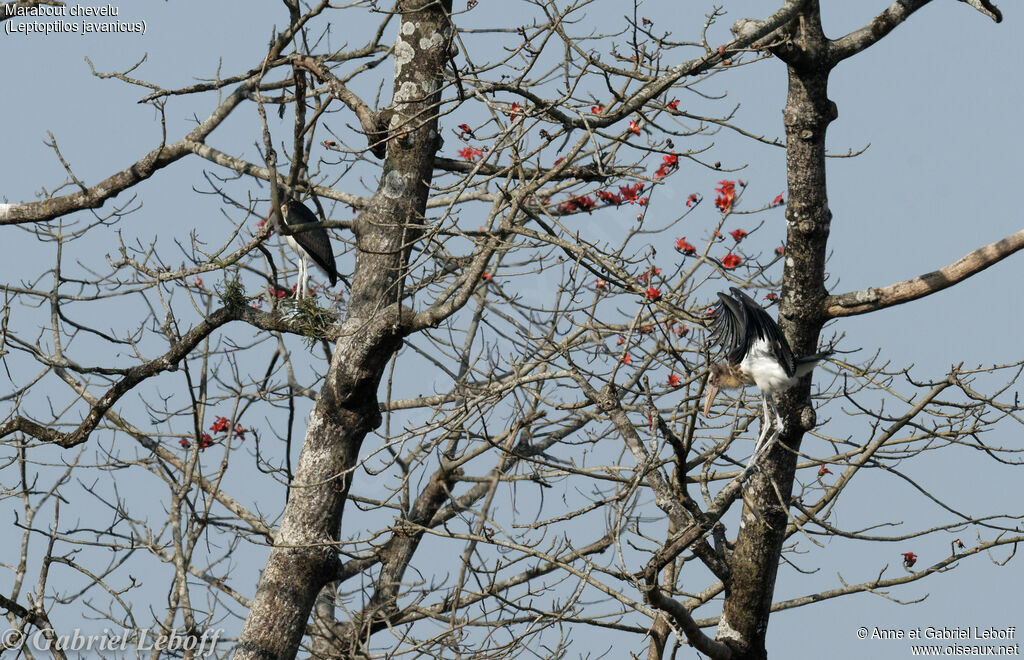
[740,339,794,395]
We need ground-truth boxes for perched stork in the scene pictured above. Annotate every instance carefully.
[704,287,832,471]
[271,187,340,298]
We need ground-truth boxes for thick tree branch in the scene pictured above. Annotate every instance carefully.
[828,0,932,63]
[647,581,734,660]
[825,228,1024,318]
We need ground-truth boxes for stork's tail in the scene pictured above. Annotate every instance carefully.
[793,351,834,377]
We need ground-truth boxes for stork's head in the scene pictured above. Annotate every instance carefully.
[703,362,746,416]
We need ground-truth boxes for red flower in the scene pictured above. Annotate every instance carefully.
[233,424,247,440]
[902,552,918,568]
[685,193,698,208]
[591,104,604,114]
[644,286,662,301]
[597,190,623,205]
[458,123,474,138]
[594,279,608,290]
[179,438,191,449]
[194,277,204,289]
[667,99,680,111]
[675,237,696,255]
[654,152,679,179]
[764,292,779,302]
[818,463,832,477]
[771,192,785,207]
[721,253,742,270]
[712,179,737,212]
[775,245,786,257]
[616,335,625,346]
[667,373,682,388]
[714,180,737,212]
[639,325,654,335]
[458,147,483,161]
[506,102,521,120]
[629,120,641,136]
[481,271,493,282]
[322,140,337,148]
[574,195,596,213]
[729,229,747,242]
[619,183,644,204]
[199,433,215,451]
[558,195,596,215]
[675,324,689,337]
[622,353,632,365]
[255,219,267,230]
[553,157,564,166]
[637,197,649,206]
[210,416,230,433]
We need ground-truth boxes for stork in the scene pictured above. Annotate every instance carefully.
[703,287,832,472]
[271,187,340,298]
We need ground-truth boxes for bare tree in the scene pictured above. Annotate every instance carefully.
[2,1,1022,659]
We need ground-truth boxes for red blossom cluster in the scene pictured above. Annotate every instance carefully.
[685,193,698,208]
[667,373,682,388]
[653,153,678,179]
[458,123,474,138]
[764,292,779,302]
[596,190,622,205]
[643,286,662,301]
[594,279,608,290]
[458,147,483,161]
[619,183,644,204]
[180,416,249,451]
[818,463,832,476]
[729,228,747,242]
[591,104,604,114]
[674,237,696,255]
[557,195,597,214]
[506,102,521,120]
[481,271,493,282]
[902,552,918,568]
[714,180,738,212]
[771,192,784,207]
[775,245,786,257]
[667,99,680,111]
[721,253,742,270]
[628,120,641,136]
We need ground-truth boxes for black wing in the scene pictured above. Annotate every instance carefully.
[728,287,795,376]
[280,198,340,287]
[707,288,796,376]
[707,291,746,364]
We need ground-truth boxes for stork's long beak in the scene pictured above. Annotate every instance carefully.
[703,378,719,417]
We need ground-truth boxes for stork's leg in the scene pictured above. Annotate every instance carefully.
[297,258,309,298]
[743,396,773,475]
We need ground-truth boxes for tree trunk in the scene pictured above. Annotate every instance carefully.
[235,2,452,658]
[717,3,836,657]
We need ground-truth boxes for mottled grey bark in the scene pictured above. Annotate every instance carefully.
[234,2,453,658]
[714,1,1001,658]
